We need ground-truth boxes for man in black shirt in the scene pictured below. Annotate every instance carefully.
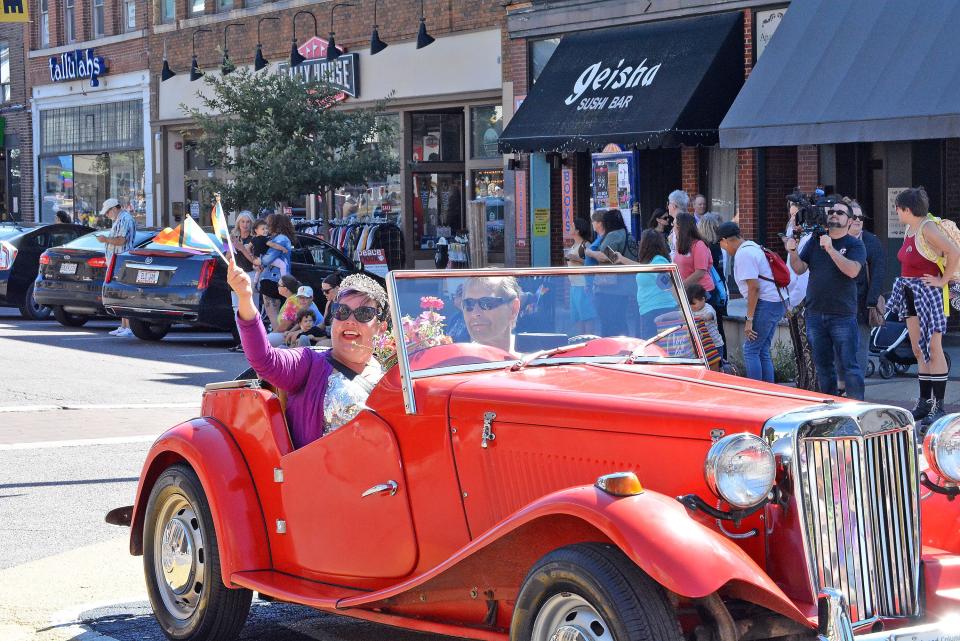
[785,200,867,399]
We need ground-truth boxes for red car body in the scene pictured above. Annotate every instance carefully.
[119,267,960,641]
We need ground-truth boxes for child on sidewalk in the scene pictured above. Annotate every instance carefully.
[687,283,724,371]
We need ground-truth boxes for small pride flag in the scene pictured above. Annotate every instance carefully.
[210,195,234,258]
[151,216,227,263]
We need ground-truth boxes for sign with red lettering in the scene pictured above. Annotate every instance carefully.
[359,248,388,278]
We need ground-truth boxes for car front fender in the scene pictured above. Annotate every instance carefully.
[128,418,271,586]
[340,485,810,626]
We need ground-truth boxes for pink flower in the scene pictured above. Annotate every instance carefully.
[420,296,444,311]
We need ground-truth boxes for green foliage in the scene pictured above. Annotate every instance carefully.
[727,339,798,384]
[184,69,399,212]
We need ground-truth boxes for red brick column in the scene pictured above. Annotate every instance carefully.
[797,145,820,193]
[681,147,699,203]
[737,9,758,238]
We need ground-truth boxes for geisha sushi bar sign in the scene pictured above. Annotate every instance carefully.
[49,49,108,87]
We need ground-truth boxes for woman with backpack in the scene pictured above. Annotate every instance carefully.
[584,209,637,335]
[887,187,960,427]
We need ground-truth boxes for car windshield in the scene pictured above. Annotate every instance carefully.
[387,266,704,378]
[64,230,155,251]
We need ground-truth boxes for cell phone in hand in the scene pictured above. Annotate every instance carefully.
[603,246,618,261]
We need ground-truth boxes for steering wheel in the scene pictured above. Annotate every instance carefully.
[407,342,515,370]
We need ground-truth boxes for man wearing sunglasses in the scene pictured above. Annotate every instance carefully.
[228,254,389,448]
[460,276,522,354]
[785,199,868,400]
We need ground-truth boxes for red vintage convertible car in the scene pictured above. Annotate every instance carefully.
[111,266,960,641]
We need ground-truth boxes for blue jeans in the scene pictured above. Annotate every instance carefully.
[743,299,784,383]
[806,311,864,400]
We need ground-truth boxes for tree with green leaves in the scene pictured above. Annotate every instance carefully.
[184,68,399,213]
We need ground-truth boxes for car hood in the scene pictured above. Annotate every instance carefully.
[448,362,840,440]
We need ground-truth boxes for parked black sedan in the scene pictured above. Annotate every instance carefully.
[102,233,360,341]
[34,229,159,327]
[0,222,95,319]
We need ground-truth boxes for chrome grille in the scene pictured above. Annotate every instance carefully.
[798,428,920,623]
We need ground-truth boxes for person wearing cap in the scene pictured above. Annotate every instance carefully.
[267,278,324,348]
[784,198,867,400]
[836,198,885,395]
[717,221,785,384]
[96,198,137,337]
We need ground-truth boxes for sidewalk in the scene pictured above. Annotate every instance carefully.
[724,298,960,411]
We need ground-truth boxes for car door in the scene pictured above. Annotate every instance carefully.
[291,235,356,293]
[276,409,418,579]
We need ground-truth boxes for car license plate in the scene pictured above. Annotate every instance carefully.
[59,263,78,275]
[136,270,160,285]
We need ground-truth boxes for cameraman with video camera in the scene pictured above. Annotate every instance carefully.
[785,198,867,399]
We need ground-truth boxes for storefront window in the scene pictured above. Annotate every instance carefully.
[110,151,146,222]
[412,172,463,250]
[705,147,737,219]
[473,169,504,255]
[470,106,502,159]
[530,37,560,85]
[40,156,73,223]
[40,101,143,155]
[335,114,401,221]
[410,112,463,162]
[73,154,109,223]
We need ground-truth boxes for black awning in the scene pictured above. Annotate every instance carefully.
[499,12,744,153]
[720,0,960,148]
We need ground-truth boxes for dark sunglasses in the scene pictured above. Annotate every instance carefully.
[850,215,864,221]
[331,302,380,323]
[321,287,334,295]
[462,296,510,312]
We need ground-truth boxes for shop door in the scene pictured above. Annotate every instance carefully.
[412,172,464,253]
[74,154,110,226]
[637,148,681,223]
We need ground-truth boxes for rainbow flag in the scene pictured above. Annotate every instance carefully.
[152,216,227,262]
[210,198,234,257]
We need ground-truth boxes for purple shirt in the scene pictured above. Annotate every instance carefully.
[237,314,333,448]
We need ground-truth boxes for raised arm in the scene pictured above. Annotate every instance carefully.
[227,255,310,393]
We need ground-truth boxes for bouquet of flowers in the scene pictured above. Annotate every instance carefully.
[373,296,452,369]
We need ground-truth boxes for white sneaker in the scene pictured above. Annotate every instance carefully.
[108,327,124,335]
[115,328,135,338]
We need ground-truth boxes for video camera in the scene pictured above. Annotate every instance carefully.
[785,187,837,239]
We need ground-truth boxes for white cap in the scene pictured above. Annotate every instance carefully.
[99,198,120,217]
[296,285,313,298]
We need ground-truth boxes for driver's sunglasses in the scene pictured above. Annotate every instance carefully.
[331,303,380,323]
[462,296,510,312]
[850,215,864,221]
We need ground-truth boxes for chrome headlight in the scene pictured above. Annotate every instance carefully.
[704,433,776,508]
[924,414,960,483]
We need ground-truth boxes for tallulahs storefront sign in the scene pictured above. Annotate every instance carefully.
[49,49,107,88]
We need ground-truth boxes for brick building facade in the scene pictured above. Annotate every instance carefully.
[151,0,507,268]
[26,0,152,227]
[0,23,32,221]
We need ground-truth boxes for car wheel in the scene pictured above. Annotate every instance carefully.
[144,464,252,641]
[879,360,895,379]
[52,306,89,327]
[19,283,52,320]
[130,318,171,341]
[511,543,683,641]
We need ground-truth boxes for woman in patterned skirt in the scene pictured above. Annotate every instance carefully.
[886,187,960,429]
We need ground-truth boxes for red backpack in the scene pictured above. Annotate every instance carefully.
[759,246,791,289]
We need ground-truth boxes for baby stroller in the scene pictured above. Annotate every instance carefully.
[868,309,951,379]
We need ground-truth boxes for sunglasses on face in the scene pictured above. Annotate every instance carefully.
[331,302,380,323]
[462,296,510,312]
[322,287,334,295]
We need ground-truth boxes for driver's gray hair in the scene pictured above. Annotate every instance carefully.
[465,276,522,301]
[668,190,689,213]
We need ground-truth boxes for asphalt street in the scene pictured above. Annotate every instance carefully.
[0,308,458,641]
